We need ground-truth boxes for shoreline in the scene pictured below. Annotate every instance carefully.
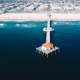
[0,13,80,21]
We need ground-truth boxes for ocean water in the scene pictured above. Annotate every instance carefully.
[0,21,80,77]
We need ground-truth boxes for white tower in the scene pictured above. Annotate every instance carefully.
[36,2,59,56]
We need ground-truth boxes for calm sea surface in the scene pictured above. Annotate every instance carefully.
[0,21,80,78]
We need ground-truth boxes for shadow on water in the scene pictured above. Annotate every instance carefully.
[35,48,62,64]
[33,49,64,73]
[43,54,59,64]
[45,51,61,63]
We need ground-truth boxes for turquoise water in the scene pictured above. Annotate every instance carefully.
[0,21,80,77]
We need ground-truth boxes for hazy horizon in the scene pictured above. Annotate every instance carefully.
[0,0,79,2]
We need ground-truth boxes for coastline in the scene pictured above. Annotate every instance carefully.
[0,13,80,21]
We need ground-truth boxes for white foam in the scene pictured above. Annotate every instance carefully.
[0,23,4,26]
[54,22,57,25]
[0,23,6,28]
[16,24,20,27]
[16,24,36,28]
[22,24,36,28]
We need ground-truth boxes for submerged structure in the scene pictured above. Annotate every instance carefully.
[36,3,59,56]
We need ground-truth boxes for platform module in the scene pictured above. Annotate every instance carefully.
[36,2,59,57]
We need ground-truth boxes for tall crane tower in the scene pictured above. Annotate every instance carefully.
[36,2,59,57]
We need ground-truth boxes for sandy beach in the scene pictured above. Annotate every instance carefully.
[0,13,80,21]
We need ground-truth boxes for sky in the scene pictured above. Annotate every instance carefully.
[0,0,79,3]
[0,0,49,3]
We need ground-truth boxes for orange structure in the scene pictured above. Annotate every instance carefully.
[42,42,54,49]
[36,2,59,56]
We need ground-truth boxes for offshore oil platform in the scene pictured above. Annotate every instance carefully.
[36,2,59,57]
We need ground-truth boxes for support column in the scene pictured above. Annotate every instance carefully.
[46,31,50,43]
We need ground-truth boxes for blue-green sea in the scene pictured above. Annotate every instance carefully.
[0,21,80,78]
